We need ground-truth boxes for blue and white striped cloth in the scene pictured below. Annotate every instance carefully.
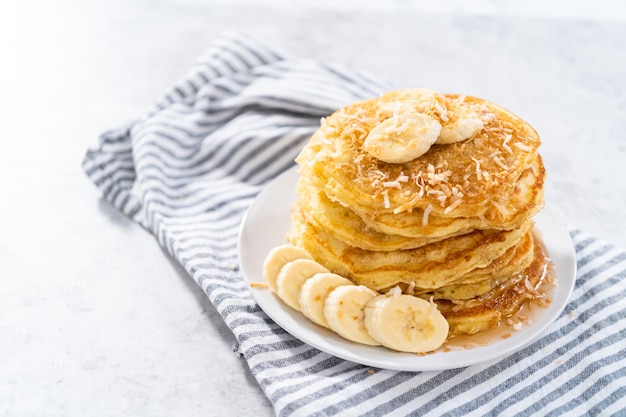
[83,33,626,416]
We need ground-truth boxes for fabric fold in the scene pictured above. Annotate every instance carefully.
[83,32,626,417]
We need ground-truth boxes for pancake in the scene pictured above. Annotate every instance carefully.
[288,88,551,337]
[296,91,545,239]
[298,161,543,249]
[386,230,536,300]
[304,154,544,239]
[436,235,552,336]
[297,177,466,251]
[289,205,533,291]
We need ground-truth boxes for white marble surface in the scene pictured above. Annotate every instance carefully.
[1,1,625,416]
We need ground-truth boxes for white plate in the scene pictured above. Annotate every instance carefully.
[238,167,577,371]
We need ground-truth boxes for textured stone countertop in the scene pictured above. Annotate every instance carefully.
[1,1,625,415]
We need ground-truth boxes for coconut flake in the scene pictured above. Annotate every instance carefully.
[415,177,426,197]
[382,181,402,189]
[514,142,533,152]
[451,186,464,199]
[471,158,482,180]
[444,198,464,214]
[502,133,513,153]
[393,194,421,214]
[435,101,449,122]
[388,286,402,297]
[374,170,389,179]
[493,155,509,171]
[396,173,409,183]
[406,281,416,295]
[422,204,433,226]
[382,190,390,209]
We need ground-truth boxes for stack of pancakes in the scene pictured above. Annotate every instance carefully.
[289,89,550,336]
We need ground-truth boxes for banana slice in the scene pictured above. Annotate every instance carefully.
[324,285,381,346]
[363,112,442,164]
[276,259,329,311]
[299,273,353,328]
[262,244,313,292]
[364,291,449,353]
[437,106,484,144]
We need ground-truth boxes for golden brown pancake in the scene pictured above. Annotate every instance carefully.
[297,178,465,251]
[289,206,533,291]
[298,162,543,249]
[289,89,551,336]
[436,235,552,336]
[386,230,536,300]
[296,92,545,239]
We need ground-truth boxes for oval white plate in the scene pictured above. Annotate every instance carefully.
[238,167,577,371]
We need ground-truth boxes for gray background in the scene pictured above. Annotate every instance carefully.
[1,0,625,415]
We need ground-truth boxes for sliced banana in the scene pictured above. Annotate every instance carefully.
[363,112,442,164]
[324,285,381,346]
[299,272,354,328]
[437,105,484,144]
[262,244,313,292]
[364,291,449,353]
[276,259,329,311]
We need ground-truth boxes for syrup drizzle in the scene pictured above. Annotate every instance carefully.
[440,230,556,352]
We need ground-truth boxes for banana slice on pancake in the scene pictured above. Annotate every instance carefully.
[363,112,441,164]
[437,103,485,144]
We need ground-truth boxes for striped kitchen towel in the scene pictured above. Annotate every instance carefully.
[83,32,626,416]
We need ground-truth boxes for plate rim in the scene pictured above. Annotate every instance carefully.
[238,166,577,371]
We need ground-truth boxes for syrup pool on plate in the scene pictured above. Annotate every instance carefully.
[441,231,558,351]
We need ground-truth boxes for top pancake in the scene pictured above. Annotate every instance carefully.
[296,90,544,238]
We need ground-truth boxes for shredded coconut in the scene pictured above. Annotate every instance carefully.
[382,190,390,209]
[396,173,409,183]
[502,133,513,153]
[388,286,402,297]
[374,170,389,179]
[426,169,453,186]
[393,194,421,214]
[444,198,464,214]
[422,204,433,226]
[415,177,425,197]
[382,181,402,189]
[471,158,482,180]
[514,142,533,152]
[493,155,509,171]
[434,101,449,122]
